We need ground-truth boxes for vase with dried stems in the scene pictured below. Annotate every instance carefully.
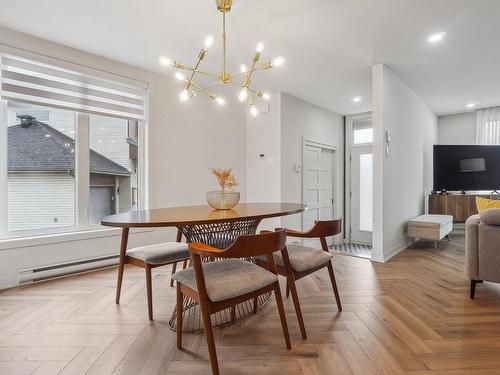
[206,168,240,210]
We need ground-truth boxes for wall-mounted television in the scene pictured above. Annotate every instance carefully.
[433,145,500,191]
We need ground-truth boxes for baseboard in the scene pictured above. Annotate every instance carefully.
[383,240,410,262]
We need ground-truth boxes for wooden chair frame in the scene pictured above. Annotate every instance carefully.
[255,220,342,340]
[176,229,292,375]
[115,228,189,320]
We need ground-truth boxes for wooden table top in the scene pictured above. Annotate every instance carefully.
[100,203,307,228]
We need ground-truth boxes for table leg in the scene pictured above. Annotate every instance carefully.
[115,227,130,304]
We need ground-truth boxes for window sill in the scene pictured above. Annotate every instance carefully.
[0,227,152,251]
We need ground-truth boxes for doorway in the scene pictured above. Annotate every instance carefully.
[302,141,336,246]
[345,113,373,255]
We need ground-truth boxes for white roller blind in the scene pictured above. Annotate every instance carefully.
[1,54,146,121]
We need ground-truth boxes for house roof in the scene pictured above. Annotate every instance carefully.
[8,120,131,176]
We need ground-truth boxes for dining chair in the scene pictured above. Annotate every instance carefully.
[115,229,190,320]
[172,229,291,375]
[255,220,342,339]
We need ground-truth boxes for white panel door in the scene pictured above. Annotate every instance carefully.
[303,145,334,245]
[350,145,373,244]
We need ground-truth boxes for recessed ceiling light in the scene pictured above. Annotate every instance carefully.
[466,103,477,109]
[428,32,446,43]
[352,96,362,103]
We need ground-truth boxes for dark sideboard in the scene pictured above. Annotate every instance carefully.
[428,194,500,222]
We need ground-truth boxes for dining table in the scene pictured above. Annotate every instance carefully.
[101,202,306,332]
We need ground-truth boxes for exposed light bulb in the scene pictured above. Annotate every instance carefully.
[272,56,285,67]
[262,92,271,101]
[179,89,190,102]
[158,56,173,67]
[250,104,258,117]
[240,64,248,73]
[256,41,265,53]
[467,103,477,109]
[352,96,362,103]
[215,97,226,106]
[428,31,446,43]
[204,34,215,49]
[238,88,248,102]
[175,71,186,81]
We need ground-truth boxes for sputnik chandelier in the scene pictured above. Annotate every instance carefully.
[158,0,285,117]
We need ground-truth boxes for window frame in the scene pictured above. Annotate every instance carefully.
[0,54,149,242]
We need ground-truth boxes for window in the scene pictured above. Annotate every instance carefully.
[359,153,373,232]
[0,53,147,239]
[89,114,139,224]
[476,107,500,145]
[7,102,76,232]
[352,116,373,144]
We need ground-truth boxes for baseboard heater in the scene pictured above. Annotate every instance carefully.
[18,254,119,285]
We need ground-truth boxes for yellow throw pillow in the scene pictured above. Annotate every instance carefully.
[476,196,500,214]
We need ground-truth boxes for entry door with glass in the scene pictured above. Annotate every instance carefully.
[348,114,373,245]
[350,146,373,244]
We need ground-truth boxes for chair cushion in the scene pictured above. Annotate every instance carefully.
[172,259,278,302]
[127,242,190,265]
[257,243,333,272]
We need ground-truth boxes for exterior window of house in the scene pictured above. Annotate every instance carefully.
[89,115,139,224]
[0,53,147,239]
[7,101,76,232]
[352,116,373,145]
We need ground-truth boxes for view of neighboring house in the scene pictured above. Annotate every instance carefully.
[7,105,138,231]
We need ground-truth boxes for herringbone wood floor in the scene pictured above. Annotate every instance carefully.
[2,230,500,374]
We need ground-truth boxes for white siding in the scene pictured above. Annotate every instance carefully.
[8,173,75,232]
[90,114,130,169]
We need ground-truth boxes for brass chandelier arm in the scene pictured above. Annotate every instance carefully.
[185,49,207,91]
[182,66,220,80]
[192,79,223,95]
[191,81,219,100]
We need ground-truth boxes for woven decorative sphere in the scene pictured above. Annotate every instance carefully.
[206,190,240,210]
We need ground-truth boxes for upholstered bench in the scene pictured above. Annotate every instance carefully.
[408,214,453,251]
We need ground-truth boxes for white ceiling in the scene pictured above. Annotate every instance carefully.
[0,0,499,116]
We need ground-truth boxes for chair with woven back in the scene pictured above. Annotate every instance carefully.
[172,229,292,375]
[255,219,342,339]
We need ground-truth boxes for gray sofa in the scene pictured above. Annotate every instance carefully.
[466,208,500,299]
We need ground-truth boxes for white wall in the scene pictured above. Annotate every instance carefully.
[437,112,476,145]
[280,94,344,241]
[246,94,281,204]
[372,64,437,262]
[0,26,247,289]
[245,93,344,236]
